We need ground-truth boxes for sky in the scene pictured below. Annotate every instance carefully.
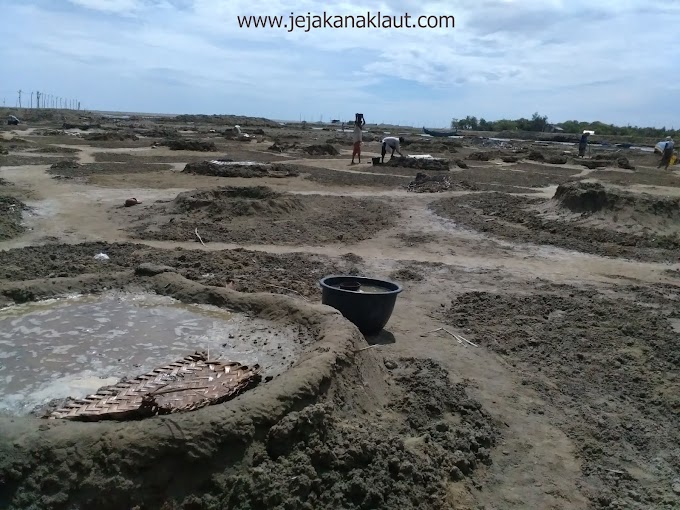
[0,0,679,128]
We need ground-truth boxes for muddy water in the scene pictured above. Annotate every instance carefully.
[0,291,312,415]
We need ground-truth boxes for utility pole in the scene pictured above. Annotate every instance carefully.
[36,91,40,108]
[30,91,33,109]
[77,101,81,111]
[17,89,22,108]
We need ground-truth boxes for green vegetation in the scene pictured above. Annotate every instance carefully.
[451,112,677,138]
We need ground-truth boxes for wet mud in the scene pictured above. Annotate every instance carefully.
[445,285,680,509]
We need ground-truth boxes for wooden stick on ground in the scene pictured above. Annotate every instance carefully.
[354,344,378,353]
[194,228,206,246]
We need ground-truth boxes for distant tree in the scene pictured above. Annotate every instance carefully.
[478,118,493,131]
[455,115,479,130]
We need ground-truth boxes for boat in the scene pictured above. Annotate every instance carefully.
[422,126,458,137]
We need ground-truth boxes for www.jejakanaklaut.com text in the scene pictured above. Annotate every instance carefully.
[237,12,455,32]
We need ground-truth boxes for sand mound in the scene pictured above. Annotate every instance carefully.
[160,138,217,151]
[454,160,469,169]
[554,181,680,219]
[303,144,340,156]
[130,187,397,245]
[385,157,450,171]
[172,186,305,217]
[182,160,299,178]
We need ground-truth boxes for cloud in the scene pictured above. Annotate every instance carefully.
[0,0,678,127]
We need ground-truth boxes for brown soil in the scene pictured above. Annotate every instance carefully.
[444,285,680,509]
[129,186,397,245]
[431,191,680,262]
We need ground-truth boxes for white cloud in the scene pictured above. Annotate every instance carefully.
[1,0,679,126]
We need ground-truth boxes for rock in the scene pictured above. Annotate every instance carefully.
[135,263,176,276]
[124,198,141,207]
[384,360,398,370]
[455,160,469,169]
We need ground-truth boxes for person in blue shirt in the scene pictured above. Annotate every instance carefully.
[658,136,675,170]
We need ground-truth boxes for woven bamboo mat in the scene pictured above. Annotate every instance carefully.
[47,351,261,421]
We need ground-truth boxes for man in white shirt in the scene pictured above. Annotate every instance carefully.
[351,116,366,165]
[381,136,405,162]
[658,136,675,170]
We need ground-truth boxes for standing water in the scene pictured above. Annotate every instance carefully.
[0,291,312,415]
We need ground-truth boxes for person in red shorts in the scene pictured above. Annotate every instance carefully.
[351,115,366,165]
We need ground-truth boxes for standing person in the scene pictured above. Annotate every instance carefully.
[658,136,675,170]
[351,115,366,165]
[578,132,590,158]
[381,136,405,162]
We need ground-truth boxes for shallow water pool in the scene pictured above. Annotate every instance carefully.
[0,291,312,415]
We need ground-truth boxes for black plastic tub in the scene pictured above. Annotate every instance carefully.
[319,275,402,335]
[372,157,381,165]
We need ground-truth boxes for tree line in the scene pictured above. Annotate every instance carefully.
[451,112,677,138]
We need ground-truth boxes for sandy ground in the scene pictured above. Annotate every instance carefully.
[1,119,680,509]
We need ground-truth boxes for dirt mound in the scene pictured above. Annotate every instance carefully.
[431,192,680,262]
[546,155,568,164]
[33,129,67,136]
[580,160,608,169]
[303,144,340,156]
[0,145,8,155]
[501,156,519,163]
[385,157,450,171]
[527,150,545,162]
[407,172,476,193]
[49,160,81,170]
[454,160,469,169]
[223,358,498,510]
[160,138,218,151]
[407,172,451,193]
[0,196,27,240]
[130,186,397,245]
[182,160,299,178]
[268,142,299,153]
[467,152,490,161]
[554,181,680,219]
[62,122,99,130]
[445,288,680,509]
[84,131,139,142]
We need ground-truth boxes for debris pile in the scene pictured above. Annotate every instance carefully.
[50,160,81,171]
[546,155,568,164]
